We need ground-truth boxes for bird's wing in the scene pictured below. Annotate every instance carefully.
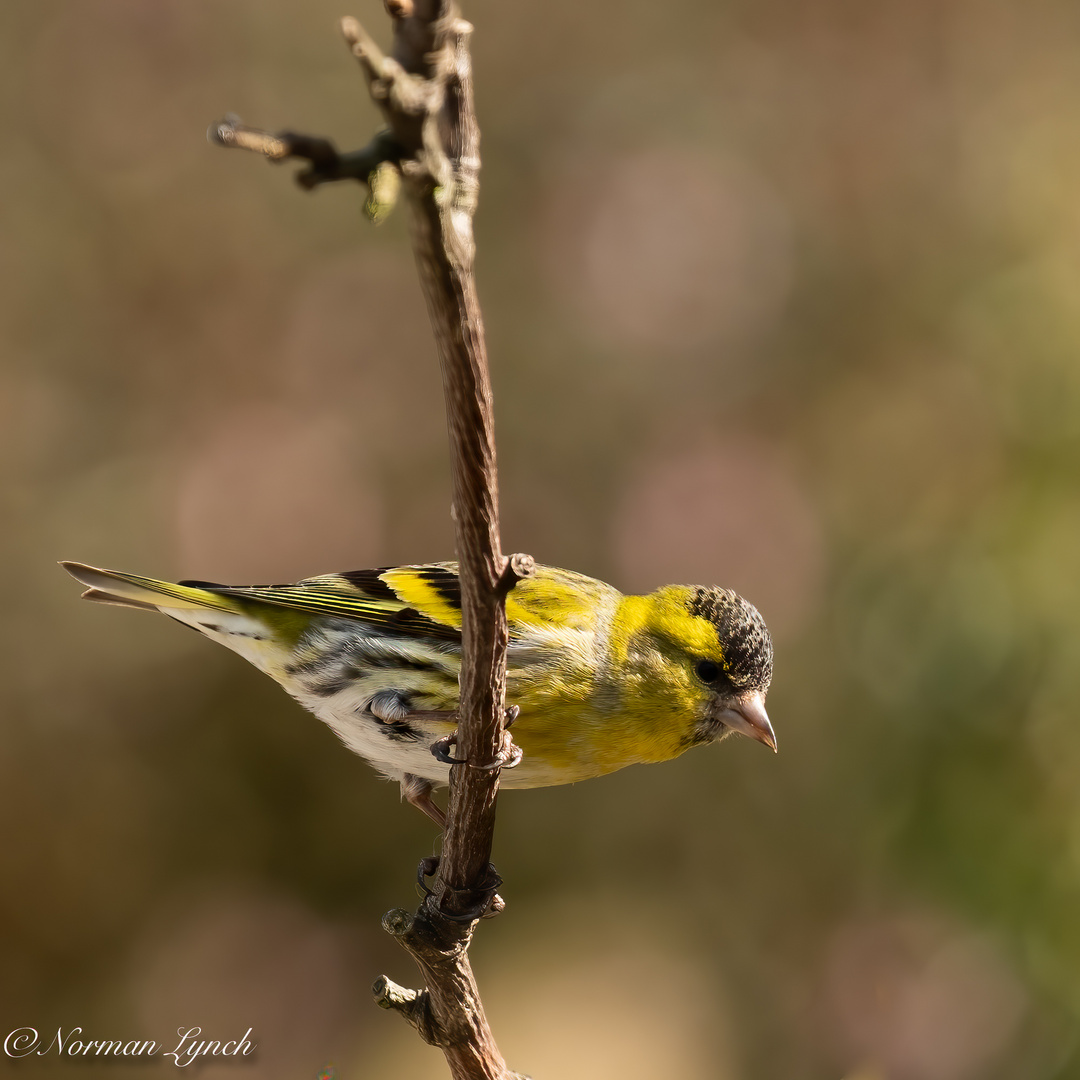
[188,564,466,643]
[211,562,612,642]
[64,560,613,646]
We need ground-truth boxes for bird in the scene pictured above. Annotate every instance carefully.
[61,560,775,826]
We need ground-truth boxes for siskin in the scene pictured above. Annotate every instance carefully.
[62,561,775,825]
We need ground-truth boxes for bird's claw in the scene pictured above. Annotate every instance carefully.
[417,856,504,920]
[430,733,467,766]
[428,710,524,770]
[416,855,441,898]
[474,729,524,771]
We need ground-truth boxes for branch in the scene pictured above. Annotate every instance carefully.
[214,4,530,1078]
[209,117,402,221]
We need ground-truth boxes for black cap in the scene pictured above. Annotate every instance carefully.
[687,587,773,693]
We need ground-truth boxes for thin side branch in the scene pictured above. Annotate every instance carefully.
[372,975,440,1045]
[210,117,401,218]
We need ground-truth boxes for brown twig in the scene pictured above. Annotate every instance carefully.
[208,116,402,219]
[212,4,528,1078]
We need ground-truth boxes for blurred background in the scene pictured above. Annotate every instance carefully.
[3,0,1080,1076]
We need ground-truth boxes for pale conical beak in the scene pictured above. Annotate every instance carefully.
[718,691,777,752]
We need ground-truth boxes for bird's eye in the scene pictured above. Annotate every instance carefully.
[695,659,721,684]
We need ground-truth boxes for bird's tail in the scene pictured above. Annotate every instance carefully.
[60,562,237,613]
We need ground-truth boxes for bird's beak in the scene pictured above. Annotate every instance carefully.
[718,691,777,752]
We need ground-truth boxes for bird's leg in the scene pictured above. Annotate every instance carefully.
[406,790,501,915]
[403,704,520,916]
[419,705,521,920]
[400,773,446,829]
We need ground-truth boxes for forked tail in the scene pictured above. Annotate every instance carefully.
[60,562,236,613]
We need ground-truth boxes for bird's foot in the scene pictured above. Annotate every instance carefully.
[474,727,524,771]
[429,706,523,769]
[429,733,466,765]
[417,856,504,920]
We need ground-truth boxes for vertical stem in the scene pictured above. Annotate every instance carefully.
[213,6,522,1075]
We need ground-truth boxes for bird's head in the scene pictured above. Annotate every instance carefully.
[630,584,776,752]
[684,585,775,750]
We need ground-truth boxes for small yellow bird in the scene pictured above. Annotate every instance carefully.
[61,561,775,825]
